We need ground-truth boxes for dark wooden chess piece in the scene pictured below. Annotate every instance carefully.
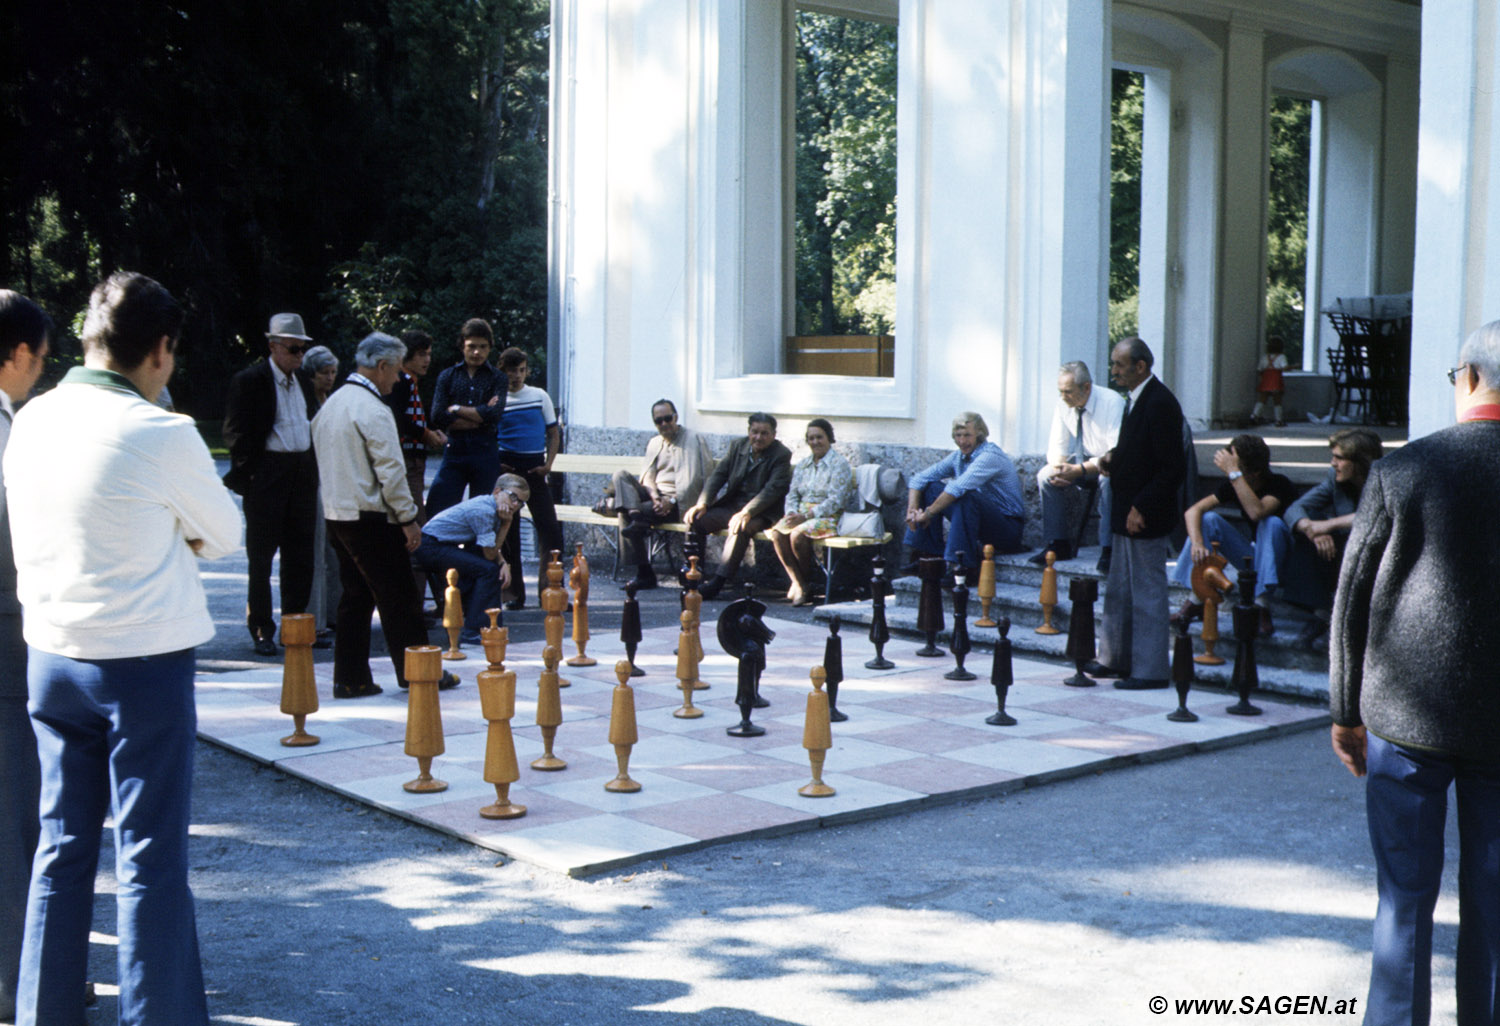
[986,615,1017,726]
[944,568,977,681]
[1227,557,1263,716]
[1168,616,1199,722]
[1063,576,1098,687]
[866,554,895,670]
[914,555,947,657]
[719,589,776,737]
[620,580,646,676]
[823,615,848,722]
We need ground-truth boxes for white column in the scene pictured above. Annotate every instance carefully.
[1410,0,1500,438]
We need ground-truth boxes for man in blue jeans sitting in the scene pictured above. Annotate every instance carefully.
[903,411,1025,578]
[413,473,529,643]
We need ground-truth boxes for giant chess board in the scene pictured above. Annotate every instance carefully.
[195,617,1327,876]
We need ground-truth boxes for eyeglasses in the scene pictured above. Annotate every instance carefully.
[1448,364,1470,386]
[273,340,309,356]
[654,415,675,426]
[501,489,523,505]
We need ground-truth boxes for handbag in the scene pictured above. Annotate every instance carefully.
[836,510,883,538]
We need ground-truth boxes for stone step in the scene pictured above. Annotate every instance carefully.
[813,600,1330,702]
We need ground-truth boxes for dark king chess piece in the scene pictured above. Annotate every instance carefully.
[823,615,848,722]
[914,556,947,657]
[866,554,895,670]
[1227,557,1263,716]
[986,615,1017,726]
[1063,577,1098,687]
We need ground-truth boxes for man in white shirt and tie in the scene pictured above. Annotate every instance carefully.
[1028,361,1124,572]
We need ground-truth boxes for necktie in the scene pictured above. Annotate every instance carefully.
[1071,407,1086,461]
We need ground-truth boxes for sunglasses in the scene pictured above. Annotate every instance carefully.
[654,415,676,426]
[273,340,310,356]
[1448,364,1470,386]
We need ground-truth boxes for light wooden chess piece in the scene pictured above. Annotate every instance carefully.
[477,612,526,818]
[566,544,597,667]
[673,610,703,719]
[1035,550,1061,634]
[402,645,449,793]
[531,644,567,770]
[798,666,835,797]
[974,544,998,627]
[684,556,708,690]
[605,660,641,792]
[541,551,571,686]
[442,568,466,660]
[1192,542,1232,666]
[278,613,319,747]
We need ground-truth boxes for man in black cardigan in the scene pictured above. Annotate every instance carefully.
[222,313,320,656]
[1091,337,1185,689]
[684,412,792,600]
[1331,321,1500,1026]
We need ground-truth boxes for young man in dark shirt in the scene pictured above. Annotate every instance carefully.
[425,318,505,517]
[1169,433,1295,635]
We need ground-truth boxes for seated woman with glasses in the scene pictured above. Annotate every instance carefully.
[770,418,855,606]
[411,473,530,642]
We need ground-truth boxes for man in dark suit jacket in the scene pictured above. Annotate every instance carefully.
[1093,336,1185,689]
[222,312,321,656]
[0,292,49,1024]
[1331,321,1500,1026]
[683,412,793,600]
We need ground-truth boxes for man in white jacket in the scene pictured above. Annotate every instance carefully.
[6,272,242,1026]
[313,332,457,698]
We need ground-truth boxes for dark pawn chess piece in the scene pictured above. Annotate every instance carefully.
[824,615,848,722]
[1063,577,1099,687]
[1167,616,1199,722]
[986,615,1017,726]
[1227,558,1263,716]
[866,554,895,670]
[621,581,646,677]
[944,571,977,681]
[914,555,947,657]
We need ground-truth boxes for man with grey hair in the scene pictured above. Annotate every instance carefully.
[1331,319,1500,1025]
[313,332,456,697]
[904,411,1026,577]
[1029,360,1124,570]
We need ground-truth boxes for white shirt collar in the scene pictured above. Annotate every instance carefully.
[0,390,14,420]
[1127,374,1154,405]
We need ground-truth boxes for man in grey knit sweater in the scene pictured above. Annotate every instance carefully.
[1331,319,1500,1026]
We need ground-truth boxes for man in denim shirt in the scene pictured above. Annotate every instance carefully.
[904,411,1025,576]
[413,474,529,643]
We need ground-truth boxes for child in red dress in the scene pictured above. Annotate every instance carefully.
[1252,335,1288,426]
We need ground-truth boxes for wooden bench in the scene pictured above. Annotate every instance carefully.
[521,452,892,600]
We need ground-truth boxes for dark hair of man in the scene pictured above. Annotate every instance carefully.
[1330,427,1383,477]
[499,346,528,371]
[460,318,493,344]
[401,330,434,356]
[0,291,51,365]
[748,411,777,431]
[1229,433,1271,479]
[1267,335,1285,355]
[81,272,183,370]
[651,398,677,417]
[807,417,835,443]
[1118,335,1154,369]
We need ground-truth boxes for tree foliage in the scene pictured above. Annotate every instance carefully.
[794,11,897,337]
[0,0,549,416]
[1266,95,1311,364]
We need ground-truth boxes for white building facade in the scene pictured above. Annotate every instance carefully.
[548,0,1487,453]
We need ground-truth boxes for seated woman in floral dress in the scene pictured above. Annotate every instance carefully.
[769,418,855,606]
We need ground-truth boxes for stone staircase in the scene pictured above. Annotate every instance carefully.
[814,546,1332,702]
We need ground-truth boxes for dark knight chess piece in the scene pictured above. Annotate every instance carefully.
[720,586,776,737]
[1168,616,1199,722]
[944,569,977,681]
[823,615,848,722]
[621,580,645,677]
[866,554,894,670]
[986,615,1017,726]
[1063,576,1098,687]
[1227,557,1263,716]
[914,555,947,657]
